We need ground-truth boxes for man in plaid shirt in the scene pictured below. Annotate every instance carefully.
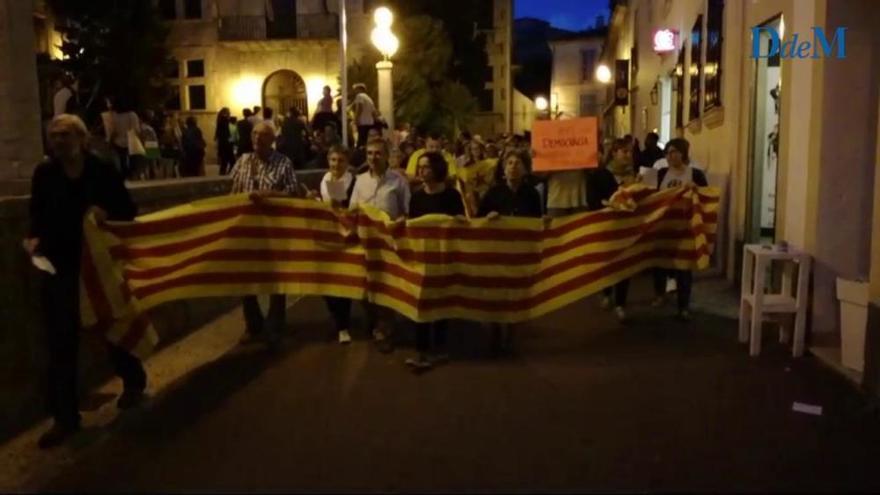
[230,122,301,350]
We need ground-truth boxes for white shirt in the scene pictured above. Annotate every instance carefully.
[248,115,263,126]
[53,87,73,116]
[547,169,588,209]
[320,171,354,204]
[652,158,703,170]
[659,165,696,189]
[349,168,411,219]
[353,93,376,126]
[110,111,140,148]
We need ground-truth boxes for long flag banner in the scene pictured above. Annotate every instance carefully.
[80,184,719,358]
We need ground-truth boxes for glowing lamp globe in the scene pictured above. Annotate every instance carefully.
[535,96,549,111]
[595,64,612,84]
[374,7,394,28]
[371,27,399,59]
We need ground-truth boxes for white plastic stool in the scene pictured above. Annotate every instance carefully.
[739,244,811,357]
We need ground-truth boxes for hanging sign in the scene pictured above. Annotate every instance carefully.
[614,59,630,106]
[653,29,678,53]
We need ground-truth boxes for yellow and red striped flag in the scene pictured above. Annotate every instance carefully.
[80,184,719,358]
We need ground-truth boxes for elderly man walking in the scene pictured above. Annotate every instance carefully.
[229,122,302,350]
[25,114,146,449]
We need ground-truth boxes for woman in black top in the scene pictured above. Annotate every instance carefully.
[406,152,466,372]
[652,138,709,321]
[587,138,637,322]
[478,149,542,219]
[478,149,543,355]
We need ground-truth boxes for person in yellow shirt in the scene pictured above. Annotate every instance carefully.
[405,132,458,185]
[455,138,497,216]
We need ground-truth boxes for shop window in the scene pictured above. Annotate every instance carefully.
[188,85,206,110]
[186,60,205,78]
[689,15,703,122]
[675,49,684,129]
[184,0,202,20]
[704,0,724,111]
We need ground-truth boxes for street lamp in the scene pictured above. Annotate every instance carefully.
[371,6,398,134]
[595,64,612,84]
[535,96,549,112]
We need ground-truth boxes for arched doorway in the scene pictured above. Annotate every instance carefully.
[262,70,307,117]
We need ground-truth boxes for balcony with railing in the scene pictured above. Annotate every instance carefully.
[218,14,338,42]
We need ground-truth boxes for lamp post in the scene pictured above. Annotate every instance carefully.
[371,7,399,135]
[535,96,550,121]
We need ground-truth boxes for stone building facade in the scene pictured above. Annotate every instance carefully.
[603,0,880,385]
[0,0,46,180]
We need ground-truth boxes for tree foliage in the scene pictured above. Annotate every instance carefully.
[348,15,479,136]
[46,0,170,117]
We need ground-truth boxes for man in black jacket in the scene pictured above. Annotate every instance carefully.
[24,114,147,449]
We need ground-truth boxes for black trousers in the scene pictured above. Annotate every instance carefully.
[114,145,131,179]
[324,297,352,332]
[242,295,287,336]
[356,125,372,148]
[653,268,694,311]
[42,271,146,428]
[416,320,448,353]
[602,279,631,307]
[218,143,235,175]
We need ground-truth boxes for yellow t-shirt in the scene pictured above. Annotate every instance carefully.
[405,149,458,179]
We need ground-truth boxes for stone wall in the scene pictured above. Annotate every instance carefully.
[0,170,328,442]
[0,177,231,442]
[0,0,45,180]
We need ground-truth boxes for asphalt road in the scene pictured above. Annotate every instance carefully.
[32,279,880,492]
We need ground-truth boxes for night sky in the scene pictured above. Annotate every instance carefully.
[515,0,610,31]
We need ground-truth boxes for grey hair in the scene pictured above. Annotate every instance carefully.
[48,113,90,141]
[252,121,276,136]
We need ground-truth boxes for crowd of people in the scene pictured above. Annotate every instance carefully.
[26,80,710,448]
[222,109,710,371]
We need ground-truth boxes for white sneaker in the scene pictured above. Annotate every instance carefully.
[405,354,433,371]
[614,306,627,321]
[338,330,352,344]
[600,296,611,310]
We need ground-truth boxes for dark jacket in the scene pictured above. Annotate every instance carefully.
[639,145,665,169]
[586,167,620,211]
[29,154,137,274]
[477,181,543,218]
[236,118,254,155]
